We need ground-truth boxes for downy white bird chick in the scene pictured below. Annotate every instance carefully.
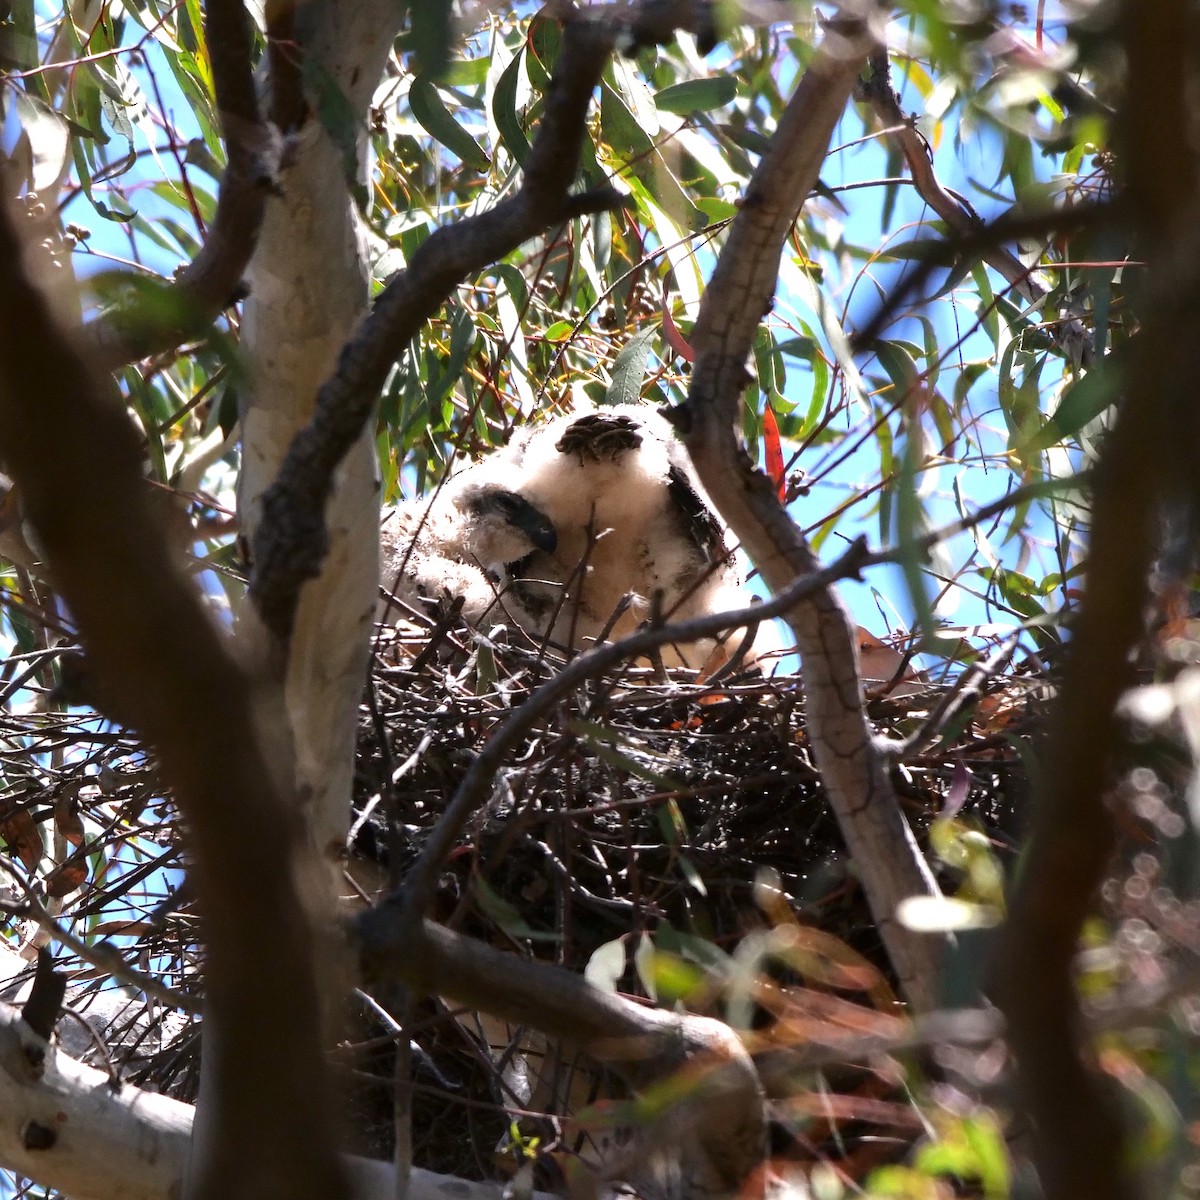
[379,475,557,630]
[475,404,772,671]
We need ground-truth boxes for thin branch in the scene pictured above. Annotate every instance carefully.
[382,467,1075,883]
[0,1002,558,1200]
[355,915,767,1195]
[879,633,1021,762]
[82,0,275,371]
[400,539,870,915]
[0,859,200,1015]
[265,4,306,134]
[249,14,629,642]
[850,199,1109,356]
[858,471,1089,571]
[19,949,65,1044]
[856,46,1096,367]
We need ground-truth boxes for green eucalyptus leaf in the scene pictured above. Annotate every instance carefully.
[407,0,454,79]
[12,92,71,191]
[606,327,657,406]
[653,76,737,115]
[491,51,531,165]
[408,73,489,171]
[1026,349,1127,453]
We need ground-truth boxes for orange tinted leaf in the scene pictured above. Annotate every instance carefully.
[44,859,87,898]
[0,803,42,874]
[91,920,157,937]
[54,795,84,849]
[660,289,695,363]
[763,403,786,501]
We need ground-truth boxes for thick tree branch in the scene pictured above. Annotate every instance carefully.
[0,1003,557,1200]
[994,4,1200,1198]
[0,1003,191,1200]
[83,0,274,371]
[0,204,347,1200]
[995,334,1152,1200]
[671,10,945,1011]
[356,915,766,1196]
[265,0,307,134]
[230,0,416,963]
[249,15,625,641]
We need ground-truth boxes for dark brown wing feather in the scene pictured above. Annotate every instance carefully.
[666,463,725,565]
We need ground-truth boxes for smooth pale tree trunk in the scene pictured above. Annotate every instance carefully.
[237,0,401,904]
[0,1000,557,1200]
[189,2,404,1191]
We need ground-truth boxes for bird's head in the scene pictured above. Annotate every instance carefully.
[453,482,558,568]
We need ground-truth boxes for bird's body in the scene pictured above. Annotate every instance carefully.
[473,405,769,670]
[379,403,772,672]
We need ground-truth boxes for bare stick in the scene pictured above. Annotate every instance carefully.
[856,46,1094,367]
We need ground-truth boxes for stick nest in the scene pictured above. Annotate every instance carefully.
[341,616,1037,1175]
[0,616,1044,1184]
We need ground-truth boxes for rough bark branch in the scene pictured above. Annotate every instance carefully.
[265,0,307,134]
[670,10,944,1011]
[995,326,1151,1200]
[0,203,347,1200]
[249,14,625,642]
[82,0,273,371]
[994,4,1200,1198]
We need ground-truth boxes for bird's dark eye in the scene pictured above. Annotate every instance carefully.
[469,490,556,554]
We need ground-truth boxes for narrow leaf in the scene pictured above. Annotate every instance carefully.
[492,51,530,165]
[661,291,695,362]
[653,76,737,115]
[407,0,455,78]
[584,937,627,992]
[762,403,786,501]
[408,74,489,171]
[606,327,657,406]
[13,91,70,191]
[1026,353,1125,453]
